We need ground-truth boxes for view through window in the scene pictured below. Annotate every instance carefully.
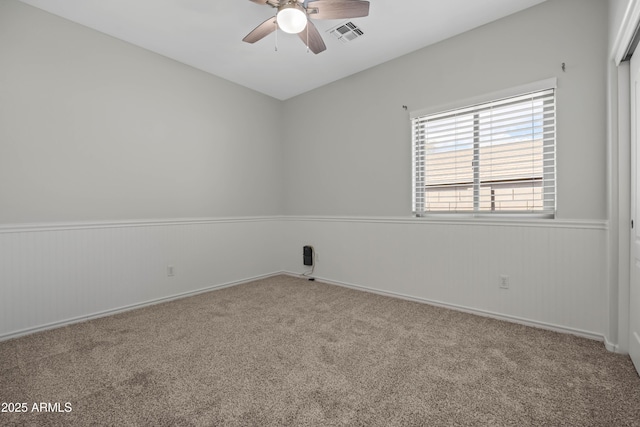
[411,88,556,216]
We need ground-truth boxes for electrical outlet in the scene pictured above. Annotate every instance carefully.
[499,275,509,289]
[167,265,175,277]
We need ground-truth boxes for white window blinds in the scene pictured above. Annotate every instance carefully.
[412,87,556,216]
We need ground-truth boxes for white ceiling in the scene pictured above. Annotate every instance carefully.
[19,0,546,100]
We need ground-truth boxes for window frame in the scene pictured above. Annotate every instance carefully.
[411,78,557,219]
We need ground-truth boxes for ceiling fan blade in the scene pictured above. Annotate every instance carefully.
[249,0,269,4]
[298,20,326,54]
[243,17,277,44]
[307,0,369,20]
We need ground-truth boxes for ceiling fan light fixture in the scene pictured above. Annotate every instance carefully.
[277,4,307,34]
[244,0,370,54]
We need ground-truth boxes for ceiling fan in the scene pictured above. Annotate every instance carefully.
[243,0,370,54]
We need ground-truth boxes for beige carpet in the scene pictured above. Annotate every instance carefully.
[1,275,639,426]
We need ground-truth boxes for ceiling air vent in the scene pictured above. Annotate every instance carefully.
[328,21,364,44]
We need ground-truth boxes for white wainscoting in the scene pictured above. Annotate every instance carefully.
[281,217,609,340]
[1,216,610,343]
[0,217,282,340]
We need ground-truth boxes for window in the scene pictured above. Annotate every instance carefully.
[411,83,556,217]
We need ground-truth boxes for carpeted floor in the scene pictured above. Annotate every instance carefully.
[1,275,639,426]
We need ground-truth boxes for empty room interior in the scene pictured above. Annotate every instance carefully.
[2,0,640,425]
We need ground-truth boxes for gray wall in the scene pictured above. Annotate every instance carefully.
[282,0,608,220]
[0,0,608,223]
[0,0,283,224]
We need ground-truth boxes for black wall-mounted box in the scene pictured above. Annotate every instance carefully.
[303,246,313,266]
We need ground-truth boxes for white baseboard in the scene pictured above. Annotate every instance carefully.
[0,272,282,342]
[604,336,621,353]
[282,271,606,344]
[2,270,610,351]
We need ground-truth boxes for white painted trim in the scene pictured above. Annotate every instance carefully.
[0,215,607,233]
[615,62,632,354]
[605,336,620,353]
[606,58,619,352]
[281,271,605,343]
[410,78,557,119]
[2,267,608,346]
[283,215,608,230]
[0,272,282,342]
[0,216,281,234]
[614,0,640,64]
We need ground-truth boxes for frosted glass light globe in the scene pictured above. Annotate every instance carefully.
[277,7,307,34]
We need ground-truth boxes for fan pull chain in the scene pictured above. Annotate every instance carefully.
[274,18,278,52]
[306,21,309,53]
